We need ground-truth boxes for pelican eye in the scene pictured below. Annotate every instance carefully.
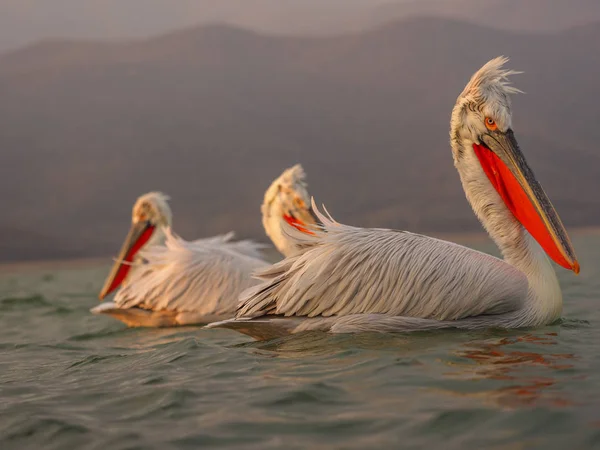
[485,117,498,131]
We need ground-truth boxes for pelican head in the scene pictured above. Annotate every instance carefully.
[450,56,521,156]
[131,191,172,228]
[262,164,318,257]
[450,56,579,274]
[99,192,172,299]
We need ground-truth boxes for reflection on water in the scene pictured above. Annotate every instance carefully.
[441,332,579,409]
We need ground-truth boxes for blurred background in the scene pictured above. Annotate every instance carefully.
[1,0,599,262]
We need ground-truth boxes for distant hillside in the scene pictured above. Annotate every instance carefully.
[0,0,383,52]
[1,0,600,52]
[1,18,599,262]
[368,0,600,33]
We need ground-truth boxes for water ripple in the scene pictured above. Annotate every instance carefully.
[1,237,600,449]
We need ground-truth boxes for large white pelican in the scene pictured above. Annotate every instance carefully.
[93,165,317,327]
[208,57,580,340]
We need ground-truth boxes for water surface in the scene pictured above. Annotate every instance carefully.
[1,234,599,449]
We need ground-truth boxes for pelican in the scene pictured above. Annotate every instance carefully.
[262,164,319,257]
[208,57,580,340]
[93,165,317,327]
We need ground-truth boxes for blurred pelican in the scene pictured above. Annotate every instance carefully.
[93,164,317,327]
[209,57,580,340]
[261,164,319,257]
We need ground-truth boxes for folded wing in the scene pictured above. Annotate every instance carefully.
[114,229,268,318]
[236,203,527,321]
[188,232,267,260]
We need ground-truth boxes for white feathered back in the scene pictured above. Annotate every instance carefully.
[237,201,527,321]
[113,228,268,318]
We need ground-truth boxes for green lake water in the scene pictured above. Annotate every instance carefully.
[0,234,599,449]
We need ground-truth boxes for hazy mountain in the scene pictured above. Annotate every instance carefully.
[368,0,600,33]
[1,0,599,53]
[1,18,599,262]
[0,0,386,52]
